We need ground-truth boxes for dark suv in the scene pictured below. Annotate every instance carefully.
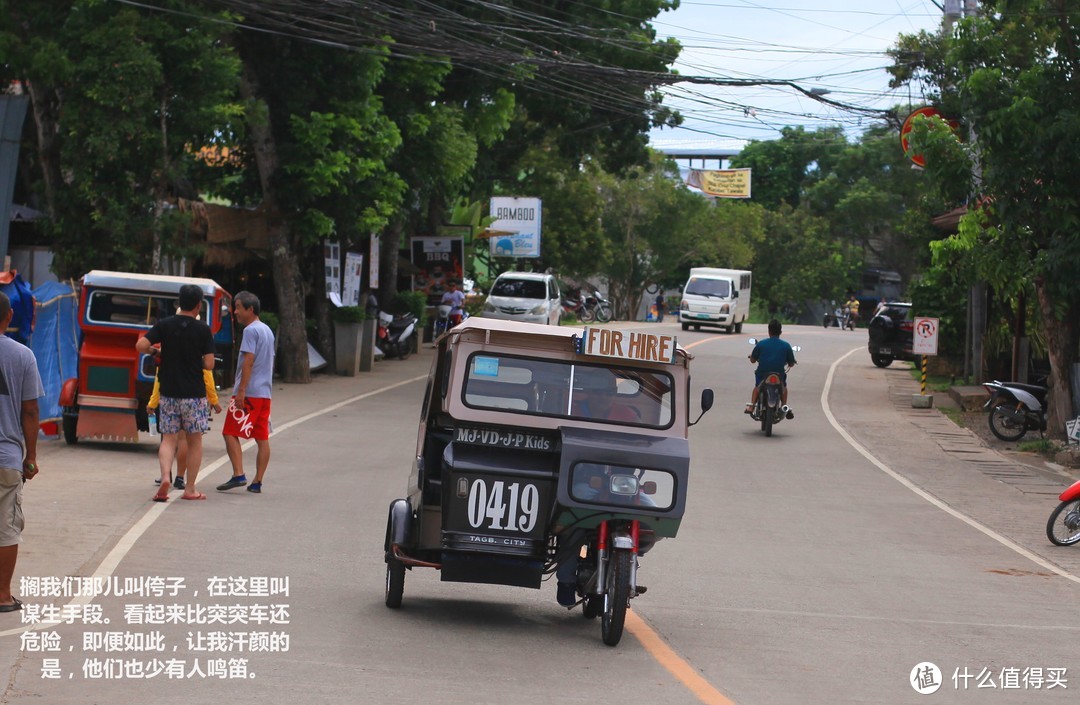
[867,302,914,367]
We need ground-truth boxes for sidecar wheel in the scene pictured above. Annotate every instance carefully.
[1047,500,1080,546]
[988,403,1027,442]
[601,549,632,646]
[385,558,405,608]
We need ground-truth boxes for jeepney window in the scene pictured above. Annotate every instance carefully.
[87,291,209,327]
[569,462,675,511]
[462,353,674,429]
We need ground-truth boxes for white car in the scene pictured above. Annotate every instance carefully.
[481,272,562,326]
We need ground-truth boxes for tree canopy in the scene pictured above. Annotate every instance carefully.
[890,0,1080,435]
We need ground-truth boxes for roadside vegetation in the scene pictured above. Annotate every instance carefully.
[4,0,1076,432]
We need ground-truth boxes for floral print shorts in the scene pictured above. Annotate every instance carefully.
[158,397,211,434]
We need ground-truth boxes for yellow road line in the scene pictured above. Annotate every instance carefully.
[627,610,738,705]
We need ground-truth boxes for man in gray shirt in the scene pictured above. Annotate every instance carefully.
[0,291,44,612]
[218,291,275,494]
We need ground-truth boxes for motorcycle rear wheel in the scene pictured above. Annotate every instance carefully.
[601,549,632,647]
[988,403,1027,442]
[1047,500,1080,546]
[580,307,595,323]
[763,408,773,437]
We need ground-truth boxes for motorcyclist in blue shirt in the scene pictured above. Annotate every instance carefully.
[745,319,797,419]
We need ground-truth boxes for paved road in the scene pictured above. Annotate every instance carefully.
[2,322,1077,704]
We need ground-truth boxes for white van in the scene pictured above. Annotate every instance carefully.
[678,268,752,333]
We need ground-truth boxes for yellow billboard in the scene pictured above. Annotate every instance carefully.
[686,168,752,199]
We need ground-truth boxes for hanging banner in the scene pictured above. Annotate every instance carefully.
[343,252,364,307]
[411,236,464,305]
[685,168,752,199]
[323,241,341,298]
[489,196,541,258]
[369,235,380,290]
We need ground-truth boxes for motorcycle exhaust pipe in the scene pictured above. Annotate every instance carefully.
[998,405,1029,424]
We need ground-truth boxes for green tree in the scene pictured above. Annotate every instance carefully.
[2,0,239,277]
[594,154,761,319]
[891,1,1080,436]
[729,126,847,209]
[751,204,861,315]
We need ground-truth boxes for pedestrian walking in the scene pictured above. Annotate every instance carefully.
[0,291,44,613]
[147,322,222,490]
[655,293,666,323]
[136,284,216,501]
[218,291,275,494]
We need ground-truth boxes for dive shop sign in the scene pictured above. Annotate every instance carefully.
[488,196,541,258]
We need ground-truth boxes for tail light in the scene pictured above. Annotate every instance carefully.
[765,373,781,384]
[900,321,914,332]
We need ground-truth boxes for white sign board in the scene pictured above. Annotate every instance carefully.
[1067,417,1080,445]
[343,252,364,307]
[323,241,341,298]
[579,327,676,364]
[913,316,940,356]
[489,196,542,258]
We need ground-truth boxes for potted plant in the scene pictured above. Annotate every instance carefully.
[331,306,367,376]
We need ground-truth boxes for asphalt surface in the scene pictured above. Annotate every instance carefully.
[3,323,1079,704]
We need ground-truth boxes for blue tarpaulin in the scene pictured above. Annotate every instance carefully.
[29,280,80,423]
[0,271,34,344]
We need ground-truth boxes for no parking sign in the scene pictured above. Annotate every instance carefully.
[913,317,939,355]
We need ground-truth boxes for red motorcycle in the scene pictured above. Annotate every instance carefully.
[1047,479,1080,546]
[561,289,595,322]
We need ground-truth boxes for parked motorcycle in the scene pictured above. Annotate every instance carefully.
[377,311,417,360]
[747,339,800,437]
[584,290,613,323]
[561,290,595,323]
[1046,479,1080,545]
[983,380,1048,442]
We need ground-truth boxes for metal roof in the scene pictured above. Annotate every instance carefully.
[82,270,226,296]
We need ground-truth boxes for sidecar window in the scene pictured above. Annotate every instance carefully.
[87,290,210,327]
[461,353,674,429]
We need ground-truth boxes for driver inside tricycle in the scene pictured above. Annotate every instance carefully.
[384,318,712,646]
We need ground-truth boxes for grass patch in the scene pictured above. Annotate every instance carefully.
[1017,438,1059,456]
[906,362,952,393]
[939,407,965,427]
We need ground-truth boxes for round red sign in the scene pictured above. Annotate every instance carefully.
[899,107,960,168]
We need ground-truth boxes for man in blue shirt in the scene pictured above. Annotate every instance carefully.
[746,319,797,418]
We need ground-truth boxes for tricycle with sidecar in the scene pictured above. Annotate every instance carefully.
[59,270,233,444]
[384,318,712,646]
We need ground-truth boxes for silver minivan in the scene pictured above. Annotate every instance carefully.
[481,272,562,326]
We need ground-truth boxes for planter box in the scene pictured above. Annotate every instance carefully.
[334,321,363,376]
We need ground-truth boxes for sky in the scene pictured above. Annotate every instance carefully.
[647,0,948,150]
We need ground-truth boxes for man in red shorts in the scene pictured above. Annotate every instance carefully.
[218,291,276,494]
